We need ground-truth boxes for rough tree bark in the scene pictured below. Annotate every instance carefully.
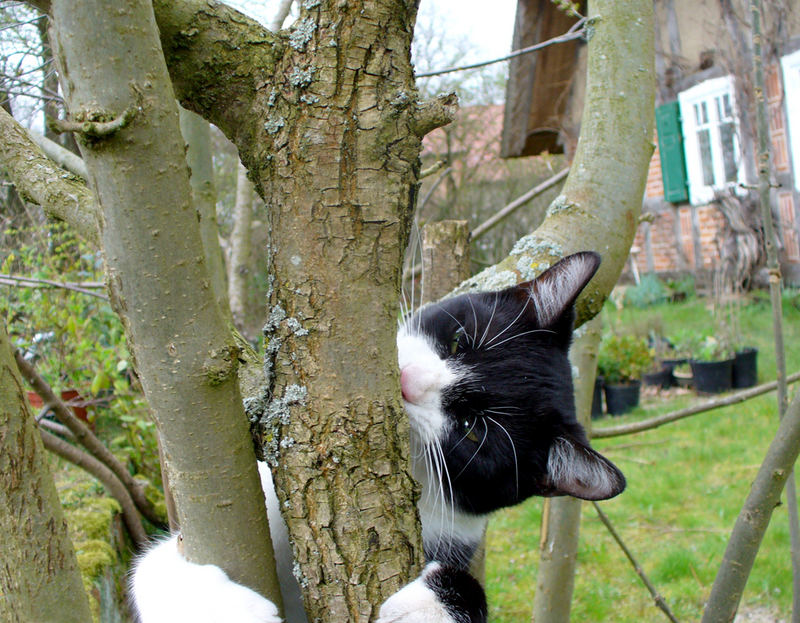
[420,220,471,305]
[0,322,93,623]
[9,1,651,621]
[48,0,281,607]
[150,2,454,619]
[0,107,98,245]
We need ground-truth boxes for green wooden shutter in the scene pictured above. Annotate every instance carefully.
[656,100,689,203]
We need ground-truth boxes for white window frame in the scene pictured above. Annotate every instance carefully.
[678,76,745,205]
[781,49,800,192]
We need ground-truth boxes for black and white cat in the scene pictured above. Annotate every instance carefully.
[131,251,625,623]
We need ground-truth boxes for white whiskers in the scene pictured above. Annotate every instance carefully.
[486,416,519,497]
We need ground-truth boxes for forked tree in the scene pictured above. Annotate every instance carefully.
[1,0,655,621]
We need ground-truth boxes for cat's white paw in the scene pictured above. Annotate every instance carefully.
[131,536,281,623]
[376,564,457,623]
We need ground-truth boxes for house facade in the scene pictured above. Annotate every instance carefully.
[502,0,800,285]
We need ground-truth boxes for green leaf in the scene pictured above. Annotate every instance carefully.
[90,369,110,395]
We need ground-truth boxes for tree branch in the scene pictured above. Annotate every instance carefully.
[49,105,138,139]
[0,273,108,300]
[39,427,147,548]
[0,107,99,245]
[15,351,167,528]
[412,92,459,137]
[471,167,569,241]
[27,128,88,178]
[593,371,800,439]
[593,502,680,623]
[151,0,281,140]
[701,386,800,622]
[749,0,800,614]
[449,0,655,329]
[416,19,587,78]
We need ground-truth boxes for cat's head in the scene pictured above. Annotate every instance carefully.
[398,251,625,515]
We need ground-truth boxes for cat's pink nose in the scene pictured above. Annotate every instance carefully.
[400,364,428,404]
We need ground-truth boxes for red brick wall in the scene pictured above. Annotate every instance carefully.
[631,77,798,277]
[645,131,665,199]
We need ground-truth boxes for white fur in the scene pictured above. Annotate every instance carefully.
[376,563,457,623]
[133,324,472,623]
[396,324,461,446]
[130,536,281,623]
[530,253,596,326]
[547,436,616,499]
[418,492,488,567]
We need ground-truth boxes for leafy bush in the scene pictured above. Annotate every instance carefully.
[666,274,695,300]
[623,274,670,308]
[2,223,161,486]
[693,335,734,362]
[598,334,654,384]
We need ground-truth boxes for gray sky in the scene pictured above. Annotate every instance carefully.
[227,0,517,61]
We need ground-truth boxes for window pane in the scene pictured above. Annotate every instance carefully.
[701,101,709,124]
[720,121,738,182]
[722,93,733,118]
[697,129,715,185]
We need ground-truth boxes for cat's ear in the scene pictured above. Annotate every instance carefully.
[515,251,601,327]
[545,436,626,501]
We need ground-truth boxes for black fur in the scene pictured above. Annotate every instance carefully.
[397,252,626,622]
[408,252,625,516]
[424,564,488,623]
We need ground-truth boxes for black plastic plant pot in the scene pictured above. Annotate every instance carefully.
[733,347,758,389]
[604,380,641,416]
[643,367,672,389]
[690,358,734,394]
[591,376,604,419]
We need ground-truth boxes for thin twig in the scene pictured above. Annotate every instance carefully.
[0,273,108,300]
[49,105,137,138]
[404,168,568,283]
[593,371,800,438]
[419,160,447,179]
[38,427,147,548]
[37,416,76,441]
[593,502,681,623]
[471,167,569,240]
[416,20,587,78]
[16,352,167,528]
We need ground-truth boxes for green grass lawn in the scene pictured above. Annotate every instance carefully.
[485,291,800,622]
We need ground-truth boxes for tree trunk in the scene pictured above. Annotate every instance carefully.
[228,161,253,331]
[249,5,432,615]
[451,0,655,327]
[48,0,281,608]
[179,106,230,319]
[12,1,652,621]
[0,322,93,623]
[420,220,471,304]
[531,316,602,622]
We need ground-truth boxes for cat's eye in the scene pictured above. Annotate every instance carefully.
[462,418,479,443]
[450,327,464,355]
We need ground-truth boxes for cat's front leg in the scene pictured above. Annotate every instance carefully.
[377,562,487,623]
[131,535,281,623]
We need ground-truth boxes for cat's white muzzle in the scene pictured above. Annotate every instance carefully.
[396,326,456,444]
